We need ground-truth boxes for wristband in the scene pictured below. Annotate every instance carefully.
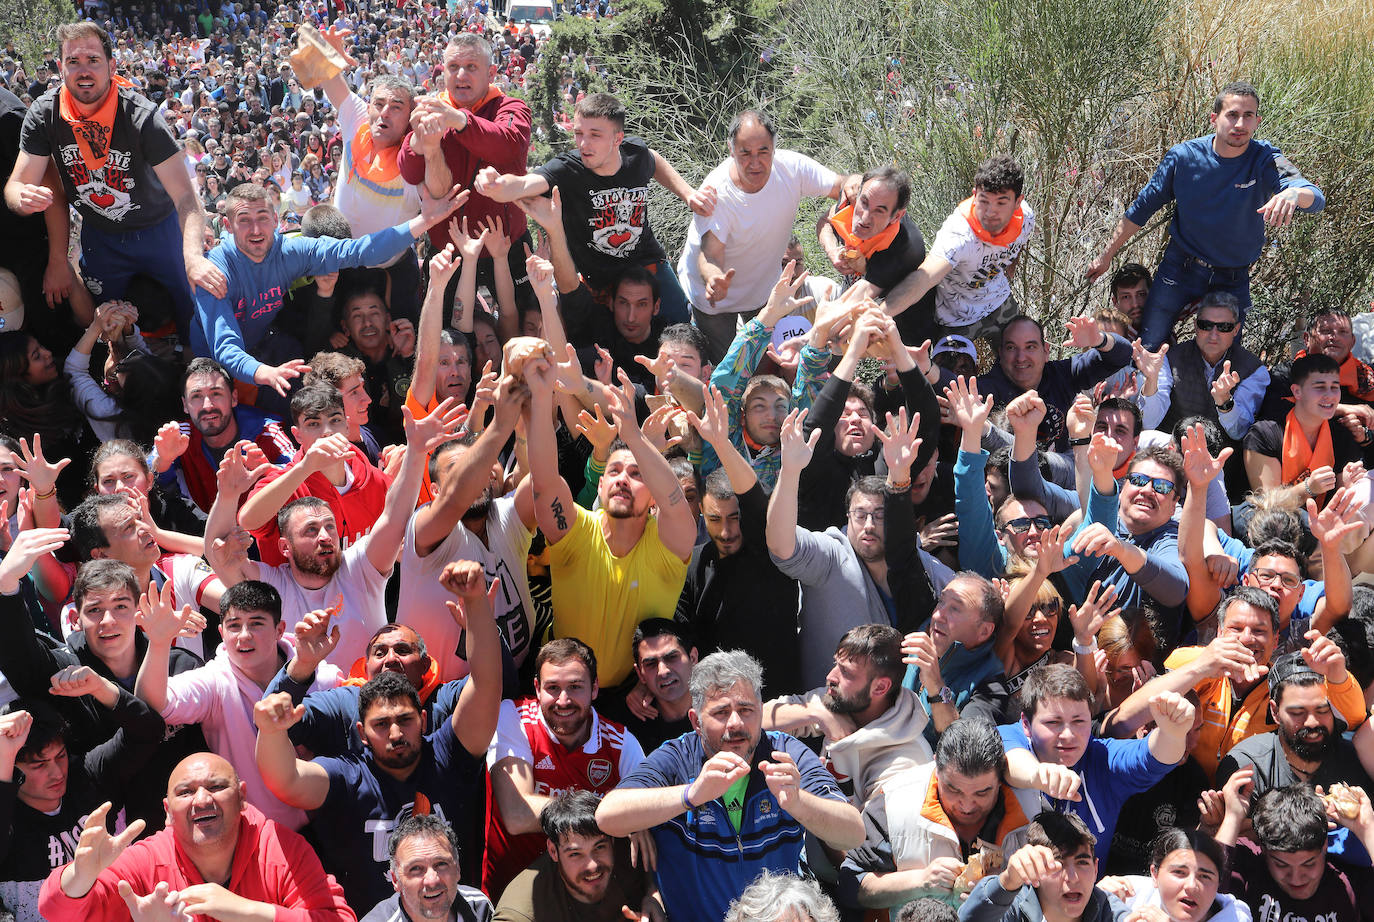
[1072,637,1098,656]
[682,785,694,810]
[1068,437,1091,448]
[887,478,911,493]
[1097,332,1111,350]
[32,486,56,500]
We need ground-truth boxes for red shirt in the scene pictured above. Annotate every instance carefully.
[246,444,391,567]
[482,698,640,899]
[397,89,531,248]
[39,803,354,922]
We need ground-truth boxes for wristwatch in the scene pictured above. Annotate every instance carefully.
[1068,436,1092,448]
[926,685,956,707]
[1217,397,1235,413]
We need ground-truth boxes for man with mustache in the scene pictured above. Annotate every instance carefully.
[255,559,502,910]
[1216,652,1373,798]
[400,374,537,676]
[1087,81,1325,349]
[152,357,294,515]
[483,639,643,900]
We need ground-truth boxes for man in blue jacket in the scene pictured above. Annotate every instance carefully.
[1087,81,1325,348]
[595,651,864,922]
[192,181,467,403]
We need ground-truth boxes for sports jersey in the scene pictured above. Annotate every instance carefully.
[482,698,643,898]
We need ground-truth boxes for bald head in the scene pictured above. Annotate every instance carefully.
[168,752,240,795]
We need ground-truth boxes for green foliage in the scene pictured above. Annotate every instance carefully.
[0,0,75,68]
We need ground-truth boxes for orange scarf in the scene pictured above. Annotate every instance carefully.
[1112,451,1135,482]
[1295,348,1374,402]
[827,204,901,258]
[443,84,502,114]
[1281,408,1334,493]
[351,121,402,184]
[57,74,132,174]
[958,197,1024,247]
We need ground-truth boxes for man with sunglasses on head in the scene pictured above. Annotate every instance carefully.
[1141,291,1269,439]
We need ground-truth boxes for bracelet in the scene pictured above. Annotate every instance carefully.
[1072,637,1098,656]
[682,785,694,810]
[1068,436,1091,448]
[887,477,911,492]
[32,486,56,500]
[1098,332,1111,350]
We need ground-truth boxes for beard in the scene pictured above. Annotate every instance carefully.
[1283,724,1333,762]
[293,549,341,579]
[463,484,495,521]
[824,685,871,715]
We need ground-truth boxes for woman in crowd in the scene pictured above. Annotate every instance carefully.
[1100,829,1249,922]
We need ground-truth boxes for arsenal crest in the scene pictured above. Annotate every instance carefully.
[587,758,613,787]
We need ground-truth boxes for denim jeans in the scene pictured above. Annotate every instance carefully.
[1138,242,1252,349]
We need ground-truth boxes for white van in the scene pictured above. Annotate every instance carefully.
[505,0,557,36]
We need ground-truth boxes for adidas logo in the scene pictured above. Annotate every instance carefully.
[535,755,556,771]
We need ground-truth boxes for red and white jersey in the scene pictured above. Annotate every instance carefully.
[482,696,643,899]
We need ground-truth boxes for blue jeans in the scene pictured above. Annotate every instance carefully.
[1138,242,1252,349]
[650,257,690,326]
[81,211,197,342]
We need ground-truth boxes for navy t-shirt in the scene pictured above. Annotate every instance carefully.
[310,717,484,911]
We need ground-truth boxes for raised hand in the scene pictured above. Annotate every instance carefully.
[481,214,511,259]
[900,631,943,695]
[303,432,353,473]
[389,318,417,358]
[152,421,190,469]
[1085,431,1124,478]
[439,559,498,611]
[944,376,993,435]
[778,407,821,471]
[117,880,182,922]
[1210,361,1240,406]
[575,404,618,457]
[1303,629,1349,683]
[640,404,686,455]
[759,262,812,326]
[66,803,146,897]
[292,608,341,674]
[686,751,750,807]
[1005,390,1047,435]
[1221,766,1254,819]
[874,408,923,480]
[1307,486,1367,550]
[17,434,72,498]
[215,442,273,498]
[0,526,68,594]
[417,183,470,229]
[1147,690,1196,734]
[1033,524,1080,576]
[1000,844,1063,891]
[1033,764,1082,801]
[254,359,312,397]
[427,242,461,289]
[449,215,488,262]
[136,579,197,647]
[253,692,305,733]
[758,750,803,812]
[919,513,959,550]
[0,710,32,763]
[1203,632,1265,686]
[1131,340,1168,385]
[1065,393,1096,441]
[513,184,563,233]
[1070,522,1125,562]
[405,398,467,452]
[1067,580,1119,647]
[1180,423,1232,488]
[1062,315,1106,351]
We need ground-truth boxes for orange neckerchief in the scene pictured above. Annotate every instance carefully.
[827,204,902,258]
[443,84,502,114]
[1113,451,1135,482]
[957,197,1024,247]
[351,121,402,184]
[1295,348,1374,402]
[57,74,132,174]
[343,653,444,703]
[1281,408,1335,492]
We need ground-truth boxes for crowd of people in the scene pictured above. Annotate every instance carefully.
[2,2,1372,922]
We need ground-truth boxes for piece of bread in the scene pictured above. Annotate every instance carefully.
[289,24,349,90]
[1327,782,1362,820]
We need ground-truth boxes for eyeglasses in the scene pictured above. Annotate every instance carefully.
[1195,318,1237,333]
[1125,472,1177,495]
[847,509,885,526]
[1249,567,1302,590]
[1003,515,1052,534]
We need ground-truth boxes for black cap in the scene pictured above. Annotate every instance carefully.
[1267,651,1321,699]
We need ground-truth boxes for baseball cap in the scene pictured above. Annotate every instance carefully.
[931,334,977,361]
[0,268,25,332]
[1267,651,1321,699]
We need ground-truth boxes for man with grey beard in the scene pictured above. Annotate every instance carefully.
[398,376,539,678]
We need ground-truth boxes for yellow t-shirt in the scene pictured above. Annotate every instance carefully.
[545,504,688,686]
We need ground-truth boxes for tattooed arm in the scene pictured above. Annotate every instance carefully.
[526,358,578,545]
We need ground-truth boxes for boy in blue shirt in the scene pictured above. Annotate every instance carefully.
[997,664,1192,873]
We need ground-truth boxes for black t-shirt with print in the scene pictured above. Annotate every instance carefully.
[535,135,667,288]
[1226,839,1374,922]
[20,85,181,234]
[861,214,927,293]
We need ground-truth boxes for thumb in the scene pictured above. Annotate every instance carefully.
[117,880,141,910]
[622,907,640,922]
[723,268,736,280]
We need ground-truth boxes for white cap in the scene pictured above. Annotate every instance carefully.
[931,333,977,361]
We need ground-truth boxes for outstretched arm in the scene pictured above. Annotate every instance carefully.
[439,561,503,756]
[411,243,462,408]
[766,409,821,563]
[525,358,578,545]
[254,693,331,810]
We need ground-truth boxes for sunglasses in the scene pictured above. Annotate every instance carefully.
[1195,318,1237,333]
[1125,472,1176,495]
[1003,515,1052,534]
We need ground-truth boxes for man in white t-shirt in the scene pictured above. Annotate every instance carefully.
[206,397,465,667]
[309,26,425,323]
[883,155,1036,349]
[400,379,538,680]
[676,109,847,363]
